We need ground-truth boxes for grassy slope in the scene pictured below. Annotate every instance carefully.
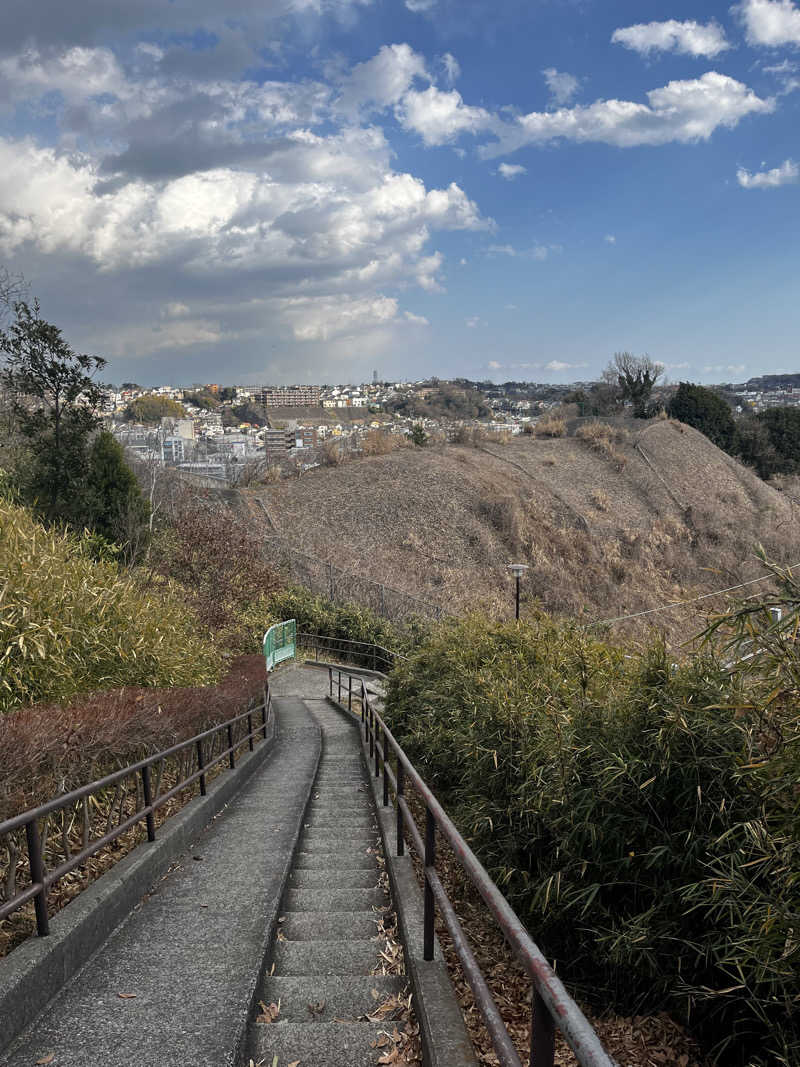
[232,419,797,644]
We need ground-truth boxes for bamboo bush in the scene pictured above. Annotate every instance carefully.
[385,611,799,1065]
[0,499,220,712]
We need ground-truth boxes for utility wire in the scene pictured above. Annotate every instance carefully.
[591,562,800,628]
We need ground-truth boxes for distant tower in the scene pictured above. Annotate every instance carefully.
[373,369,378,385]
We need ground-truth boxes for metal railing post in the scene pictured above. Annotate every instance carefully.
[227,724,235,769]
[141,764,156,841]
[396,761,404,856]
[196,739,207,796]
[361,681,366,725]
[383,730,389,806]
[328,666,332,697]
[247,712,254,751]
[262,699,268,739]
[25,818,49,937]
[530,989,556,1067]
[338,670,342,704]
[369,704,374,759]
[423,806,436,960]
[375,722,380,778]
[348,675,352,711]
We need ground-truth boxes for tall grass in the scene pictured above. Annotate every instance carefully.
[0,499,220,712]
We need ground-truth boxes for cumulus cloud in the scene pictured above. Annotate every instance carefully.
[336,43,427,116]
[612,19,730,57]
[735,0,800,47]
[405,0,436,10]
[542,68,580,105]
[481,72,773,156]
[604,234,616,243]
[498,162,526,179]
[396,85,493,145]
[737,157,799,186]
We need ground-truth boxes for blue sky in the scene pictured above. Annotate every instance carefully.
[0,0,798,385]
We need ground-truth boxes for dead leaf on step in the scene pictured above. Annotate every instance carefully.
[117,992,137,999]
[307,999,326,1016]
[288,1061,300,1067]
[35,1056,55,1065]
[256,999,281,1024]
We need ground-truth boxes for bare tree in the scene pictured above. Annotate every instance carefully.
[608,352,664,417]
[0,268,28,324]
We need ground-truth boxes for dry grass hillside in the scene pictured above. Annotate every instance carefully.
[228,419,799,644]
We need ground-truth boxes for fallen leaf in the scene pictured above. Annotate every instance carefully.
[35,1056,55,1065]
[288,1061,300,1066]
[117,993,137,999]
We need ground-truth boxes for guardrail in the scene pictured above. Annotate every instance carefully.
[327,665,616,1067]
[263,619,296,671]
[0,686,272,939]
[298,631,402,675]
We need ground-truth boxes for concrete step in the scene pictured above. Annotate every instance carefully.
[293,852,377,870]
[252,1020,402,1067]
[283,887,387,913]
[259,975,407,1022]
[303,815,375,831]
[279,911,380,942]
[289,868,380,890]
[300,830,379,850]
[271,939,380,976]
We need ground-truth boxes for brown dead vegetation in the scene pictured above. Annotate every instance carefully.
[228,421,798,646]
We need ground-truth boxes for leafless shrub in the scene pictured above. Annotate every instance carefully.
[533,417,566,438]
[591,488,610,511]
[362,429,398,456]
[478,494,525,553]
[321,439,343,466]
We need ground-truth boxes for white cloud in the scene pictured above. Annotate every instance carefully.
[0,46,129,108]
[498,162,526,180]
[403,310,429,325]
[546,360,581,371]
[337,43,428,116]
[488,242,559,260]
[405,0,436,10]
[440,53,460,85]
[604,233,616,244]
[542,68,580,105]
[465,316,484,327]
[762,58,800,92]
[482,72,774,156]
[488,359,502,369]
[737,157,799,186]
[396,86,493,145]
[703,364,747,374]
[612,20,730,57]
[735,0,800,47]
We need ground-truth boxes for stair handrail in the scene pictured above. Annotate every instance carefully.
[328,663,617,1067]
[297,630,403,674]
[0,686,272,939]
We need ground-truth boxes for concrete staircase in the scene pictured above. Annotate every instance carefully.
[249,699,409,1067]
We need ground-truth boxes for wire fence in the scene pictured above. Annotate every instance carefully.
[261,534,446,623]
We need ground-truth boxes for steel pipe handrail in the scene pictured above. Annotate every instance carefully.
[328,666,616,1067]
[0,683,273,936]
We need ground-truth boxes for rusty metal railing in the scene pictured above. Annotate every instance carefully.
[328,665,616,1067]
[0,684,273,938]
[298,631,402,674]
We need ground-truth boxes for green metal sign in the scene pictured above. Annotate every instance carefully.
[263,619,296,672]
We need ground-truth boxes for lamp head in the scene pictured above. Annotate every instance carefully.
[507,563,529,579]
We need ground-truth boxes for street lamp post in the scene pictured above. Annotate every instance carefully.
[507,563,529,620]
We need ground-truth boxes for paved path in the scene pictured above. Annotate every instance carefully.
[1,686,321,1067]
[248,696,408,1066]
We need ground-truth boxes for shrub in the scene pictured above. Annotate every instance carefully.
[362,429,397,456]
[0,499,220,713]
[575,422,628,469]
[668,383,736,452]
[385,613,799,1065]
[533,417,566,438]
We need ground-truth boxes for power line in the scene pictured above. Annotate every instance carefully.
[591,563,800,628]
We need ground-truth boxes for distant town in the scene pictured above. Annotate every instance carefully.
[105,373,800,486]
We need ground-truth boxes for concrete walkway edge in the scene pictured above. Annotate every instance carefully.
[0,714,277,1053]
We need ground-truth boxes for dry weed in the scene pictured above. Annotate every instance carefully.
[591,489,610,512]
[533,417,566,438]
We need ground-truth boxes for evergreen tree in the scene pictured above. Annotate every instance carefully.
[0,300,106,524]
[668,382,736,452]
[85,431,150,553]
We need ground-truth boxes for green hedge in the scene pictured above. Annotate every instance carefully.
[385,613,798,1065]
